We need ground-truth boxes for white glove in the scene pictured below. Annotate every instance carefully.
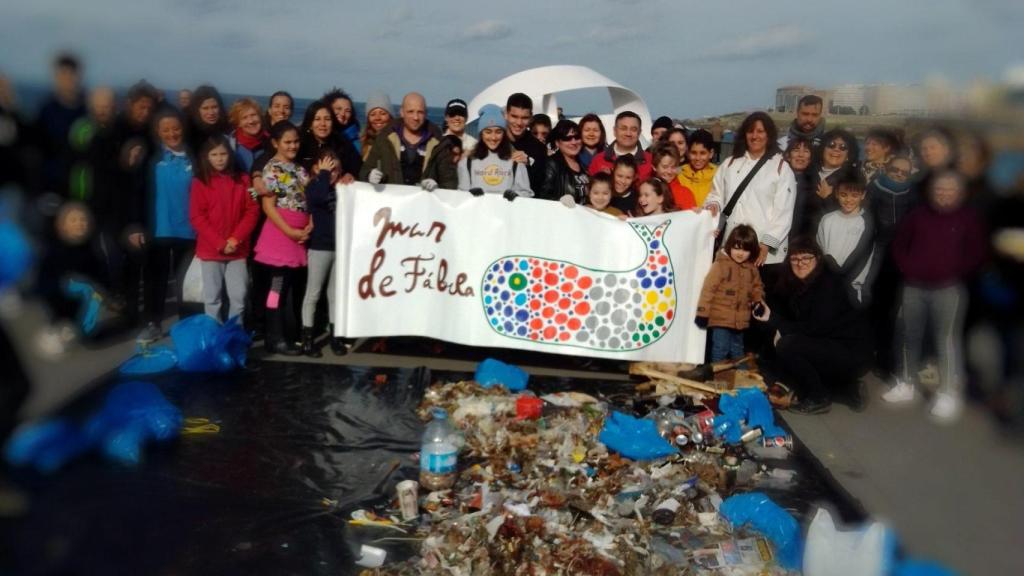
[421,178,438,192]
[559,194,577,208]
[368,168,384,184]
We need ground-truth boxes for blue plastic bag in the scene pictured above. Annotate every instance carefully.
[713,388,787,444]
[0,217,33,290]
[64,278,102,335]
[598,411,678,460]
[119,345,178,375]
[720,492,802,570]
[475,358,528,391]
[4,419,91,474]
[84,381,183,465]
[170,315,251,372]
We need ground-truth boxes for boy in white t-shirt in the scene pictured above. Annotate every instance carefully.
[817,170,875,304]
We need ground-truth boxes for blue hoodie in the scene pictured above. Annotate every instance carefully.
[150,146,195,239]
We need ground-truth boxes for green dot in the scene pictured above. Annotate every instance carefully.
[639,324,647,331]
[652,331,660,338]
[642,334,650,344]
[655,316,665,327]
[509,273,527,291]
[632,333,640,342]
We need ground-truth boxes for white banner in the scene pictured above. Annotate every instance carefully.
[334,183,714,363]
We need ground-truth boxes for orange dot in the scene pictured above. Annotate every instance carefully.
[649,264,657,270]
[532,267,542,278]
[561,282,573,293]
[666,310,674,319]
[543,326,557,340]
[546,262,557,270]
[530,332,539,340]
[565,266,579,279]
[649,256,655,263]
[544,273,559,286]
[572,290,583,299]
[530,318,543,330]
[568,318,582,330]
[544,290,559,303]
[577,276,593,289]
[575,302,591,316]
[559,332,571,342]
[658,255,668,265]
[558,298,571,310]
[555,313,568,325]
[530,299,541,311]
[542,307,555,319]
[532,284,543,293]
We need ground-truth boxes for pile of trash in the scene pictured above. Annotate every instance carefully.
[362,362,803,575]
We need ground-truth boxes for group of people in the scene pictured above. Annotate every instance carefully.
[3,54,1018,425]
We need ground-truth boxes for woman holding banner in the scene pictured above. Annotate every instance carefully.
[457,104,532,198]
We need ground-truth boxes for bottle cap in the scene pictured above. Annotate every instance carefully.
[432,408,448,420]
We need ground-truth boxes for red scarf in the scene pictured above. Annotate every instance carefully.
[235,128,267,151]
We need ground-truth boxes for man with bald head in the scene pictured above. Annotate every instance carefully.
[359,92,456,190]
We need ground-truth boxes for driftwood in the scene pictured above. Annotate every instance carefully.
[630,354,766,398]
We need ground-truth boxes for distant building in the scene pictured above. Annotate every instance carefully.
[777,83,930,116]
[831,84,867,112]
[866,85,928,116]
[775,86,832,114]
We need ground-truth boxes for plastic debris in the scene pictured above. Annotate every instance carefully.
[4,419,91,473]
[515,394,543,420]
[0,216,33,290]
[355,544,387,568]
[713,388,787,444]
[171,315,251,372]
[599,411,678,460]
[474,357,528,391]
[720,492,802,570]
[119,345,178,375]
[804,507,895,576]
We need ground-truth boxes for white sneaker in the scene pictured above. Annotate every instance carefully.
[882,380,916,404]
[929,393,962,423]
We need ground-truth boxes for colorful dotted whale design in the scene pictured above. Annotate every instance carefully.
[481,221,676,351]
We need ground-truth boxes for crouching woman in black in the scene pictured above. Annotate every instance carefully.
[752,238,872,414]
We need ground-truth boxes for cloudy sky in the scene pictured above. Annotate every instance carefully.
[2,0,1021,118]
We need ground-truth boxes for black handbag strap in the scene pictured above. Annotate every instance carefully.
[721,154,771,219]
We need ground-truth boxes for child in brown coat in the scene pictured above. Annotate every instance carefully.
[695,224,765,362]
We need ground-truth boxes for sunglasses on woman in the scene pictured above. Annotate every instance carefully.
[559,134,581,142]
[826,141,848,152]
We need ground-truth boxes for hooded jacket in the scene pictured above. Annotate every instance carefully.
[358,120,457,189]
[697,251,764,330]
[149,146,195,239]
[867,173,918,246]
[677,162,718,206]
[189,172,259,260]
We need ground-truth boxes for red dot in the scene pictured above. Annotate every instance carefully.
[530,332,539,340]
[649,264,657,270]
[666,310,674,319]
[565,266,579,279]
[558,298,571,310]
[532,267,542,278]
[658,255,668,265]
[571,290,583,299]
[546,262,557,270]
[530,318,543,330]
[555,313,568,325]
[530,300,541,311]
[559,332,571,342]
[543,326,557,340]
[577,276,593,289]
[655,230,662,237]
[568,318,582,330]
[544,290,558,303]
[575,302,591,316]
[649,256,655,263]
[561,282,573,293]
[544,273,559,286]
[532,284,543,293]
[542,307,555,319]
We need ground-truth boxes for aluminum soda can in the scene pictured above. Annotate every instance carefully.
[396,480,419,520]
[761,435,794,449]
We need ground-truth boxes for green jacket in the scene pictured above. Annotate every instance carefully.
[358,120,457,189]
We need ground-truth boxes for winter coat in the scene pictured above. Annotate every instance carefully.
[766,267,870,349]
[867,174,918,247]
[149,146,195,240]
[358,120,456,189]
[677,163,717,206]
[189,172,259,260]
[892,203,987,288]
[511,133,548,195]
[696,251,764,330]
[669,179,696,210]
[305,169,338,251]
[298,132,362,180]
[540,154,588,202]
[587,145,653,183]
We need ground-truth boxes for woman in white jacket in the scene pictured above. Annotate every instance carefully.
[458,104,532,199]
[703,112,797,267]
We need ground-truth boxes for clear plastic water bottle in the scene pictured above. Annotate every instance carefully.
[419,408,459,491]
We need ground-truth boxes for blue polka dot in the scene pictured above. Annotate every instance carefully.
[503,261,514,272]
[503,306,513,317]
[515,294,527,306]
[649,240,660,250]
[492,264,499,271]
[519,260,529,270]
[487,273,493,280]
[490,318,498,325]
[654,276,667,288]
[487,307,494,315]
[641,278,652,289]
[636,269,647,278]
[515,309,529,322]
[504,321,513,332]
[661,267,667,273]
[517,326,527,336]
[485,295,492,304]
[501,290,510,301]
[498,276,506,284]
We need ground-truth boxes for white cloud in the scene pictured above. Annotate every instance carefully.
[463,20,512,41]
[702,24,813,61]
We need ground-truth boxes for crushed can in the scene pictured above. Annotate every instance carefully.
[396,479,419,521]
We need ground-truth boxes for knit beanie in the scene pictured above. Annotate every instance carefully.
[365,92,393,116]
[477,104,506,130]
[652,115,673,132]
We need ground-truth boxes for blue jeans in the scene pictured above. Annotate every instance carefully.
[710,327,745,363]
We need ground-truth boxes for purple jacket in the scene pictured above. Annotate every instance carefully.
[892,203,986,288]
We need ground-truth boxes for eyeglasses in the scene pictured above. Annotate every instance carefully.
[789,255,816,264]
[826,141,848,152]
[559,134,582,142]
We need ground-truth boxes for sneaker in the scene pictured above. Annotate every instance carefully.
[882,380,916,404]
[929,393,962,423]
[136,322,162,344]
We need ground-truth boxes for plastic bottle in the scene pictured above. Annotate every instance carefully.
[420,408,459,491]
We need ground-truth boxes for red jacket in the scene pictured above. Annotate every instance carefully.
[189,173,259,261]
[587,146,653,183]
[669,179,696,210]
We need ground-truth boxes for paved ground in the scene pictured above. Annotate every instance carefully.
[6,305,1022,573]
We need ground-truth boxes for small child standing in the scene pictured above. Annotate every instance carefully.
[883,170,987,422]
[189,135,260,323]
[300,149,346,357]
[609,156,637,215]
[584,172,624,217]
[695,224,765,362]
[816,171,875,304]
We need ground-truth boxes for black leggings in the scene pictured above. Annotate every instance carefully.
[264,265,306,344]
[774,333,870,402]
[144,238,195,323]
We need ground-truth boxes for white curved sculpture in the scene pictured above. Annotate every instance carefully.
[467,65,652,145]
